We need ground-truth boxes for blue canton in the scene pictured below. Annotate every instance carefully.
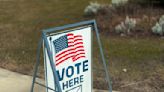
[53,35,68,53]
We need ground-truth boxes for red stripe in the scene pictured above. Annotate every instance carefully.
[56,54,85,66]
[74,39,82,42]
[74,42,83,46]
[68,37,82,40]
[68,45,74,47]
[67,33,73,36]
[56,51,75,61]
[74,35,82,38]
[73,49,84,54]
[68,41,73,44]
[73,56,85,62]
[72,46,84,52]
[68,36,82,40]
[68,36,81,40]
[56,48,74,57]
[74,49,84,53]
[74,46,84,49]
[57,52,74,62]
[56,49,85,63]
[56,49,84,60]
[68,38,74,40]
[56,56,73,66]
[74,52,85,57]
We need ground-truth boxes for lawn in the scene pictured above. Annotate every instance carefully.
[0,0,164,92]
[93,35,164,91]
[0,0,110,73]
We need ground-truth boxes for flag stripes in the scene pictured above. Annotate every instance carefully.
[54,33,85,66]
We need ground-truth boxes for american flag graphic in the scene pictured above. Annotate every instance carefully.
[53,33,85,66]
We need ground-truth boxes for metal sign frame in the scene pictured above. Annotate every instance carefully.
[31,20,112,92]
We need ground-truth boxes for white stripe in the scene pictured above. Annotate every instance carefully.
[56,53,74,63]
[56,47,74,60]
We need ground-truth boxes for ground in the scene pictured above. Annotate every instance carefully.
[0,68,119,92]
[0,0,164,92]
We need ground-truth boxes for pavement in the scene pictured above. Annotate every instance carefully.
[0,68,119,92]
[0,68,44,92]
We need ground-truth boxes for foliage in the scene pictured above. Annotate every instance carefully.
[115,16,136,34]
[84,2,102,16]
[152,15,164,36]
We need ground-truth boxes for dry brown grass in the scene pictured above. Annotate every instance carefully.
[0,1,164,91]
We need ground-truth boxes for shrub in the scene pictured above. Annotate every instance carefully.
[115,22,126,33]
[152,15,164,36]
[115,16,136,34]
[84,2,101,16]
[125,16,136,33]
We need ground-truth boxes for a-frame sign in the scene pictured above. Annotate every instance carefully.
[31,20,112,92]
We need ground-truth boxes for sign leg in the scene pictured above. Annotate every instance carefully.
[31,38,43,92]
[94,22,113,92]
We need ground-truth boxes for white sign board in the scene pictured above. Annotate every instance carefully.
[44,26,92,92]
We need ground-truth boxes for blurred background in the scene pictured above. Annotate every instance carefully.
[0,0,164,92]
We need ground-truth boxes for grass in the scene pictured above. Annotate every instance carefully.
[0,0,164,91]
[106,36,164,76]
[92,35,164,91]
[0,0,110,74]
[91,33,164,91]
